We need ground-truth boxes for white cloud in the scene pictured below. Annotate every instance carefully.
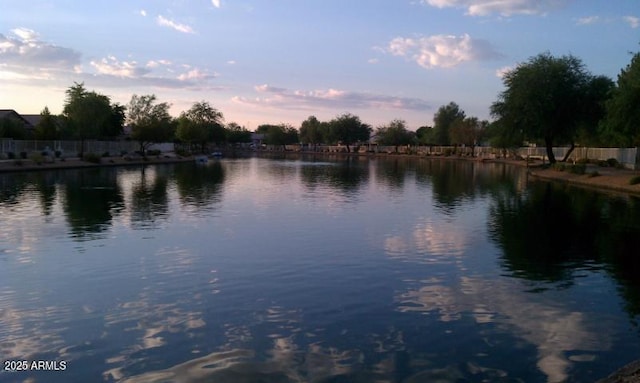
[576,16,600,25]
[211,0,221,8]
[146,59,172,68]
[177,68,216,81]
[388,34,502,69]
[157,15,195,34]
[624,15,640,28]
[368,58,379,64]
[495,65,512,78]
[234,84,431,111]
[90,56,151,78]
[0,29,81,78]
[140,9,147,17]
[422,0,569,17]
[226,60,236,65]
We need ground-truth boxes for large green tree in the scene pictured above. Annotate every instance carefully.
[491,53,597,163]
[449,117,487,156]
[260,123,299,148]
[299,116,326,149]
[375,119,416,152]
[63,82,125,156]
[327,113,371,152]
[127,94,175,155]
[602,51,640,146]
[176,101,225,153]
[225,122,252,144]
[433,102,465,145]
[35,107,59,140]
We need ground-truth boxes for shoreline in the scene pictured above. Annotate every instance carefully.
[1,151,640,196]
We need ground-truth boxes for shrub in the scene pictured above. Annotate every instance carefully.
[630,175,640,185]
[588,171,600,178]
[606,158,619,168]
[54,150,62,158]
[83,153,101,164]
[568,163,586,175]
[29,152,44,165]
[7,152,15,159]
[552,163,567,171]
[14,159,23,166]
[102,151,110,158]
[20,151,27,159]
[147,149,161,156]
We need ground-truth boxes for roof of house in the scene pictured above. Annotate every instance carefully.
[0,109,37,128]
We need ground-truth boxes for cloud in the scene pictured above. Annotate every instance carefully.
[576,16,600,25]
[233,84,431,111]
[177,68,216,81]
[211,0,221,8]
[0,28,82,79]
[140,9,147,17]
[387,34,502,69]
[495,65,512,78]
[421,0,569,17]
[624,15,640,28]
[157,15,195,34]
[90,56,151,78]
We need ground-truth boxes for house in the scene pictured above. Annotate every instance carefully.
[0,109,35,129]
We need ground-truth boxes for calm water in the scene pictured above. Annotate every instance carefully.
[1,156,640,383]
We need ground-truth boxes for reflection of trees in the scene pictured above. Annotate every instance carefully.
[130,167,169,229]
[300,157,369,198]
[416,160,527,214]
[63,169,124,240]
[489,181,640,316]
[34,172,58,217]
[174,162,225,209]
[375,157,408,193]
[0,173,30,206]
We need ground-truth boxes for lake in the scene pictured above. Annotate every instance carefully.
[1,155,639,383]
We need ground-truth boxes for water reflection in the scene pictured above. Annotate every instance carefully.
[1,158,640,383]
[63,168,124,240]
[174,161,225,212]
[129,166,169,229]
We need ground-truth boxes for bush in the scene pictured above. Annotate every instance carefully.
[7,152,15,159]
[147,149,161,156]
[54,150,62,158]
[20,151,27,159]
[29,152,44,165]
[83,153,102,164]
[588,171,600,178]
[606,158,619,168]
[102,151,110,158]
[630,175,640,185]
[552,163,567,171]
[568,163,586,175]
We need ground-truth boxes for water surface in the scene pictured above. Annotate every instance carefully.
[1,156,639,382]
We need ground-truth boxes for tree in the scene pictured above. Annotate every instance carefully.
[491,52,595,163]
[63,82,124,156]
[449,117,487,156]
[485,119,523,158]
[299,116,326,149]
[416,125,435,145]
[602,51,640,146]
[35,107,59,140]
[260,123,299,149]
[327,113,371,152]
[127,94,175,156]
[433,102,465,145]
[375,119,416,152]
[176,101,225,153]
[226,122,252,144]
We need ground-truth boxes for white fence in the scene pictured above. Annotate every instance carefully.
[516,146,639,169]
[0,139,174,158]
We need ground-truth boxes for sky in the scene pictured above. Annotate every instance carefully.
[1,0,639,131]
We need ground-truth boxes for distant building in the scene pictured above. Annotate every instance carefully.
[0,109,34,129]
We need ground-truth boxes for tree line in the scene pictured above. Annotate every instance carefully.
[1,50,638,162]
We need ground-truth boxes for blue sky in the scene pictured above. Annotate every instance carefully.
[1,0,638,130]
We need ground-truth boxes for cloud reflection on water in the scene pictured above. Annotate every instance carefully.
[397,276,609,383]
